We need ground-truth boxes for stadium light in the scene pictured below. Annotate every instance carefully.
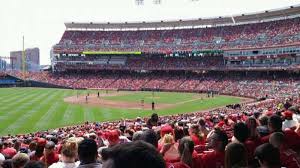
[135,0,144,5]
[153,0,161,5]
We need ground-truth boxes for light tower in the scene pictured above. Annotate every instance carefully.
[153,0,161,5]
[135,0,144,5]
[22,36,26,73]
[21,35,28,81]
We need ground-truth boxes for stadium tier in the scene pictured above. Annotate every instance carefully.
[54,17,300,52]
[52,13,300,71]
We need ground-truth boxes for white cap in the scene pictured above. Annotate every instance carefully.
[0,153,5,164]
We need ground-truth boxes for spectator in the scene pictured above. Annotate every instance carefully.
[232,122,257,161]
[78,139,101,168]
[200,128,228,168]
[147,113,159,128]
[232,122,249,143]
[177,137,194,168]
[139,129,159,148]
[198,118,209,138]
[30,139,46,161]
[246,117,260,140]
[282,111,298,130]
[2,141,17,159]
[0,152,5,165]
[269,132,300,168]
[132,131,143,141]
[268,115,283,133]
[2,159,13,168]
[49,140,79,168]
[224,142,248,168]
[105,130,120,147]
[24,161,46,168]
[254,143,281,168]
[40,141,59,167]
[101,141,165,168]
[12,153,30,168]
[160,134,178,162]
[188,125,205,146]
[257,116,269,137]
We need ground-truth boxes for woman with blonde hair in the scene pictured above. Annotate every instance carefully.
[188,124,205,146]
[160,134,180,162]
[49,139,79,168]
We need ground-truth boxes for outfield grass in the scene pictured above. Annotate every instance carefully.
[0,88,241,136]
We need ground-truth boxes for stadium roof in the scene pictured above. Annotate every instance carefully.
[65,4,300,30]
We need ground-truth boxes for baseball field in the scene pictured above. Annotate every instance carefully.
[0,87,244,136]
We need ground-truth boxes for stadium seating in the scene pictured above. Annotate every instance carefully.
[53,17,300,53]
[9,71,300,99]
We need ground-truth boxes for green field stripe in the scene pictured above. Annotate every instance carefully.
[0,89,44,119]
[71,106,84,125]
[0,89,42,113]
[0,89,55,134]
[0,88,29,99]
[33,90,72,130]
[0,89,40,107]
[83,107,94,122]
[62,104,84,126]
[91,107,105,121]
[60,103,76,126]
[0,89,54,134]
[2,90,55,133]
[18,90,63,133]
[49,90,75,128]
[33,101,61,130]
[100,108,112,120]
[89,107,99,122]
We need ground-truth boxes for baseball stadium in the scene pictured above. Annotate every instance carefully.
[1,1,300,168]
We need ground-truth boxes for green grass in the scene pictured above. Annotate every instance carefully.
[0,88,241,136]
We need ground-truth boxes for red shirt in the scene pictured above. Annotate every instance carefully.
[40,152,59,166]
[280,148,300,168]
[244,140,257,162]
[283,130,300,150]
[199,150,225,168]
[261,130,300,150]
[1,147,17,158]
[190,135,205,146]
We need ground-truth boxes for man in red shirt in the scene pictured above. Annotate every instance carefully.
[1,141,17,159]
[269,132,300,168]
[40,141,59,167]
[198,128,228,168]
[232,122,257,162]
[261,114,300,149]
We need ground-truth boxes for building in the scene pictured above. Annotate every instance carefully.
[10,48,40,71]
[0,58,7,71]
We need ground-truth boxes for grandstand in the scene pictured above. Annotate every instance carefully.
[52,5,300,72]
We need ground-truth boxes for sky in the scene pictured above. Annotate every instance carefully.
[0,0,299,65]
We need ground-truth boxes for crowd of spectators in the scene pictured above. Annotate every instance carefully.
[53,17,300,53]
[9,71,300,99]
